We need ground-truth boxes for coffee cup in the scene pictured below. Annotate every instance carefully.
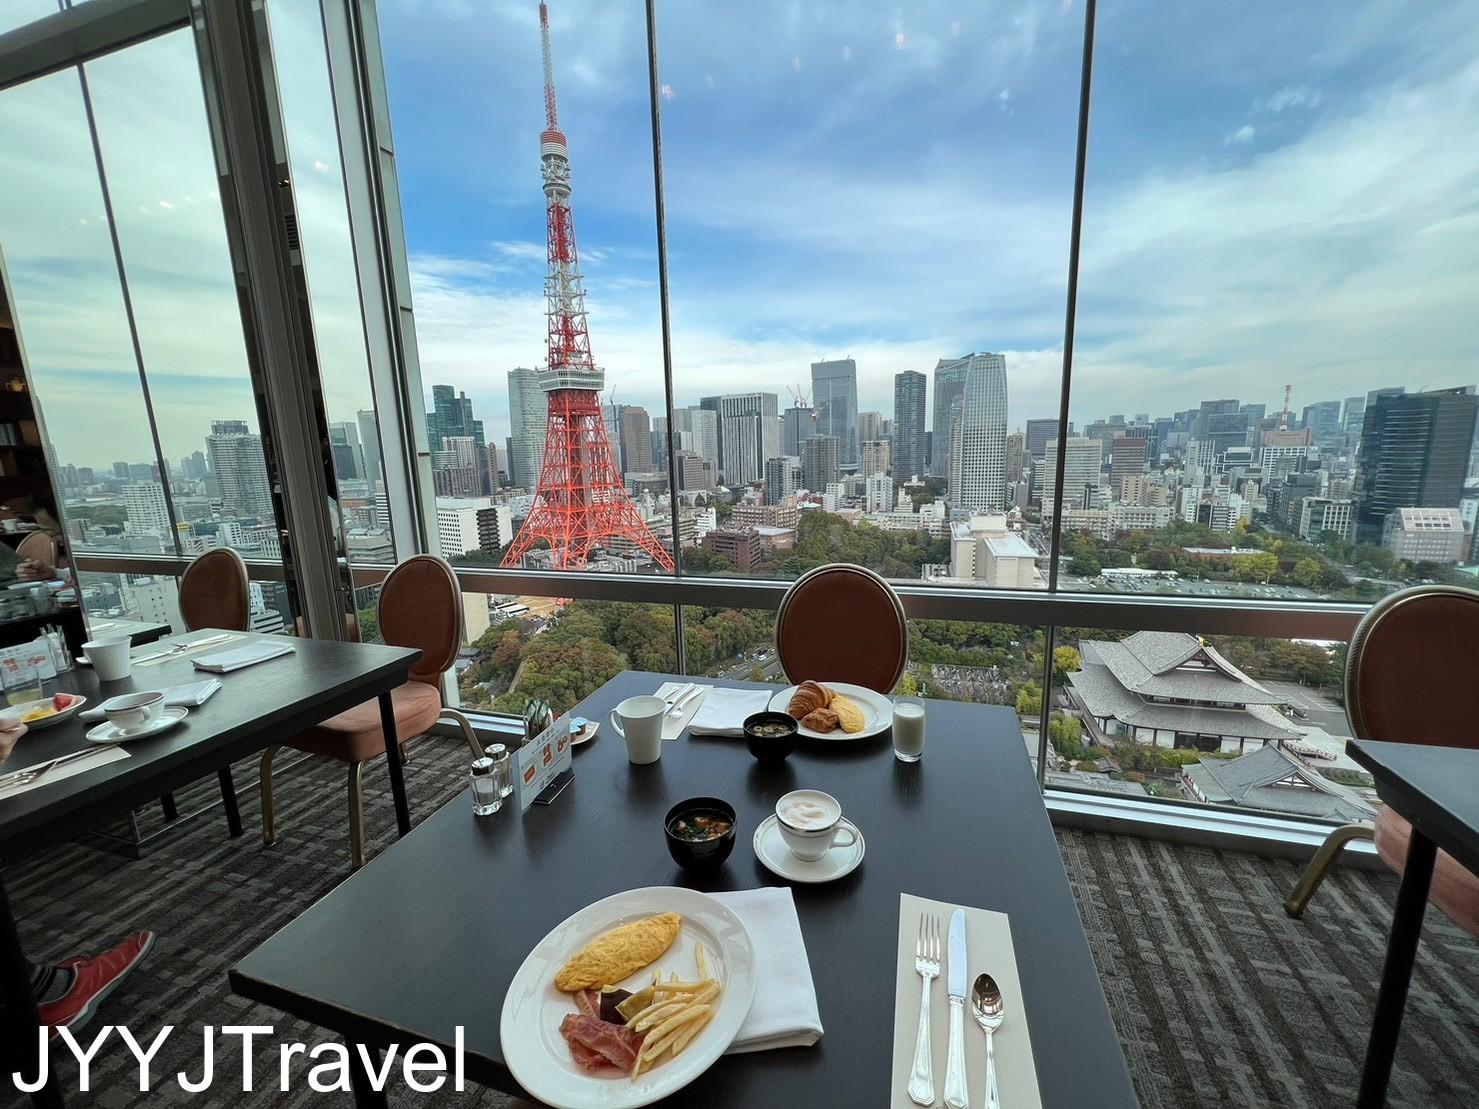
[610,695,666,765]
[82,636,132,682]
[102,691,165,734]
[775,789,858,862]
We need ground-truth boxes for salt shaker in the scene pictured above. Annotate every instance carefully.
[485,743,513,798]
[470,756,502,816]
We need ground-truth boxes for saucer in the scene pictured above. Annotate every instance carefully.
[752,814,865,883]
[85,705,188,744]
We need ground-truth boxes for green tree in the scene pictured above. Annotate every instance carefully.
[1016,679,1042,717]
[1292,557,1325,589]
[1051,646,1081,685]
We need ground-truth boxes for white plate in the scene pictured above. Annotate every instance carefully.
[0,695,87,732]
[752,814,865,883]
[767,682,894,740]
[84,705,187,744]
[500,886,757,1109]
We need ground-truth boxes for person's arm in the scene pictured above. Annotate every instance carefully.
[0,721,27,766]
[15,559,55,582]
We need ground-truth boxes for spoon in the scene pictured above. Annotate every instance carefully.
[971,973,1005,1109]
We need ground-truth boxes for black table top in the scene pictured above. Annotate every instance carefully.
[85,617,172,644]
[231,670,1138,1108]
[0,631,420,857]
[1348,739,1479,876]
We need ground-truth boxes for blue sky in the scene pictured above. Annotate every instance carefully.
[379,0,1479,446]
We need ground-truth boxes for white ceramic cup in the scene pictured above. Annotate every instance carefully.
[775,788,858,862]
[82,636,132,682]
[610,695,666,765]
[101,691,165,734]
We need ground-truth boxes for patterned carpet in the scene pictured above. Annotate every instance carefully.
[6,737,1478,1107]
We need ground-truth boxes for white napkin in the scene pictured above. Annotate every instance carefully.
[687,687,774,737]
[192,641,295,673]
[712,887,823,1053]
[78,679,222,723]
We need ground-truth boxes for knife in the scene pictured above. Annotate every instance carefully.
[943,908,968,1109]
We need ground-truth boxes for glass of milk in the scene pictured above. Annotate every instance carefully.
[892,696,926,762]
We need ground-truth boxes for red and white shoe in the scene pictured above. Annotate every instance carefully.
[39,931,155,1036]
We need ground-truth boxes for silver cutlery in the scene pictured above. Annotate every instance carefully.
[666,684,703,717]
[972,973,1005,1109]
[663,682,696,714]
[134,632,234,665]
[0,747,110,791]
[907,912,941,1106]
[943,908,969,1109]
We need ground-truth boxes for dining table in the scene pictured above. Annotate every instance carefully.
[0,629,422,1109]
[230,669,1139,1107]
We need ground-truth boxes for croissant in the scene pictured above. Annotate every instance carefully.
[787,680,834,719]
[801,706,841,733]
[831,694,865,734]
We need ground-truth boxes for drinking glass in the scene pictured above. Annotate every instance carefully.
[2,661,44,706]
[892,696,926,762]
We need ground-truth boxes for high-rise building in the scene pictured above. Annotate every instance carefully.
[1110,436,1149,500]
[432,435,483,497]
[1355,387,1479,543]
[1024,420,1060,463]
[1342,397,1367,436]
[205,420,273,522]
[506,366,546,490]
[356,409,381,492]
[931,358,970,477]
[1301,400,1343,448]
[675,451,715,493]
[946,353,1008,515]
[857,410,886,446]
[1042,438,1104,517]
[123,481,170,535]
[617,406,654,475]
[1005,432,1026,485]
[781,406,815,457]
[651,416,668,471]
[801,435,840,492]
[866,472,892,513]
[328,421,363,482]
[426,384,485,453]
[764,456,802,506]
[700,393,778,484]
[811,359,859,466]
[676,406,720,469]
[892,371,927,483]
[861,440,891,479]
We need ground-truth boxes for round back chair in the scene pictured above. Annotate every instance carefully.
[377,553,463,687]
[774,563,908,692]
[179,547,251,632]
[15,530,56,570]
[1345,584,1479,749]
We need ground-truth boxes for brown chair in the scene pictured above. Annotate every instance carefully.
[15,530,56,572]
[178,547,251,632]
[259,554,482,869]
[1285,584,1479,935]
[774,563,908,693]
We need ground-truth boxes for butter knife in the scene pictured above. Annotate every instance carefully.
[943,908,969,1109]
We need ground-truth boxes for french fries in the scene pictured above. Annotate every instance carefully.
[626,942,723,1078]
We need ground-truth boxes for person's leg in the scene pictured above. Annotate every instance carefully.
[35,933,155,1035]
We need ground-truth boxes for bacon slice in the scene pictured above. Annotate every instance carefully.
[560,1013,644,1072]
[573,989,601,1019]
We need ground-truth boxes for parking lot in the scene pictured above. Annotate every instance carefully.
[1264,680,1350,737]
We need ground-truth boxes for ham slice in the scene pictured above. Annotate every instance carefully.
[573,989,601,1019]
[560,1013,644,1073]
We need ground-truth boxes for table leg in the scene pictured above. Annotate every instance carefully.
[379,693,410,837]
[348,1043,390,1108]
[217,767,243,838]
[160,792,178,822]
[0,870,64,1108]
[1357,828,1437,1109]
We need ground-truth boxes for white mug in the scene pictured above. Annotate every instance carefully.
[102,691,165,734]
[775,789,858,862]
[610,695,666,765]
[82,636,132,682]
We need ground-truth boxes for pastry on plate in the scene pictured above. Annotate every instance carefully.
[800,706,840,733]
[786,680,833,720]
[830,694,865,734]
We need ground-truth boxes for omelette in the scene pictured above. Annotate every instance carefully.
[554,913,682,991]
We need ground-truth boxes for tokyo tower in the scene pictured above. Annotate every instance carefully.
[501,1,675,571]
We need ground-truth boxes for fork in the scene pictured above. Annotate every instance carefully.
[907,913,941,1106]
[0,747,107,791]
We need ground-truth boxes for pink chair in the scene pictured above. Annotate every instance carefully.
[1285,585,1479,936]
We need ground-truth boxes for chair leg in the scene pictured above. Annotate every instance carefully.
[160,792,179,821]
[441,708,486,759]
[399,740,411,764]
[260,746,281,847]
[218,766,243,838]
[1285,822,1375,918]
[348,761,366,871]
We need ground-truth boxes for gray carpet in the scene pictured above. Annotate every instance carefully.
[7,738,1478,1107]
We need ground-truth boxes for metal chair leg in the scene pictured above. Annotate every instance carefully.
[1286,822,1375,918]
[348,761,366,871]
[441,708,486,759]
[260,746,280,847]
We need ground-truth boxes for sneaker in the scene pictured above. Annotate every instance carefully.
[39,931,155,1036]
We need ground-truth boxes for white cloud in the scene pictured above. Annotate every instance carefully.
[1225,123,1256,145]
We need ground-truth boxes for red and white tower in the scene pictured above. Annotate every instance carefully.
[502,1,675,571]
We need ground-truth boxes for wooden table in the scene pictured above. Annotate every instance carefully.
[231,671,1138,1107]
[0,632,422,1108]
[1347,740,1479,1108]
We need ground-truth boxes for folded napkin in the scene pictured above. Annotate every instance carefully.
[712,887,823,1053]
[79,679,222,723]
[192,641,295,673]
[687,687,774,737]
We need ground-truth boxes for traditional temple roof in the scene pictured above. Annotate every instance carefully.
[1081,631,1284,706]
[1183,743,1375,822]
[1068,659,1300,742]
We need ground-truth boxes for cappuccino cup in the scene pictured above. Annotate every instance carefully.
[775,789,857,862]
[102,691,165,734]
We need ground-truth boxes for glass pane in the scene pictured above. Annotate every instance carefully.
[659,1,1079,587]
[0,2,59,36]
[1053,626,1368,821]
[378,1,673,574]
[1070,1,1479,602]
[76,569,183,633]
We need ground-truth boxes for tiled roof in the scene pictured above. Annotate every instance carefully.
[1185,744,1375,822]
[1068,660,1300,741]
[1081,631,1284,706]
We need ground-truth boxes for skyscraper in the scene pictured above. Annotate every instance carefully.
[1005,432,1026,484]
[861,439,891,478]
[781,406,815,457]
[618,406,654,474]
[675,406,720,469]
[931,357,970,477]
[356,409,382,492]
[699,393,779,484]
[426,384,485,453]
[892,371,927,482]
[1354,387,1479,543]
[1110,436,1149,500]
[1300,400,1343,448]
[506,366,546,490]
[763,456,802,506]
[945,353,1008,514]
[1042,438,1104,517]
[205,420,273,522]
[1024,419,1060,460]
[811,359,858,466]
[123,481,171,535]
[329,421,363,481]
[857,410,886,445]
[801,435,840,492]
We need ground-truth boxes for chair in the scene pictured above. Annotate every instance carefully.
[1285,584,1479,935]
[178,547,251,632]
[774,563,908,693]
[259,554,483,869]
[15,530,56,572]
